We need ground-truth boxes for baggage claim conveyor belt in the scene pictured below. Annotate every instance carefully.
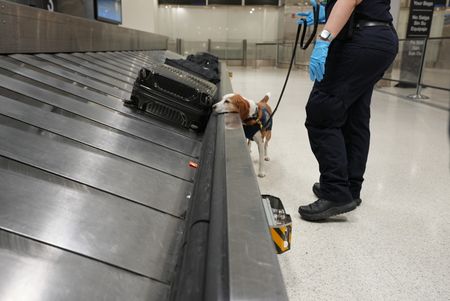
[0,49,288,300]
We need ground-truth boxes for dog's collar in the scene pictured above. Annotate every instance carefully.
[216,111,239,115]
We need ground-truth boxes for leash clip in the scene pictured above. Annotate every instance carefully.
[256,119,263,129]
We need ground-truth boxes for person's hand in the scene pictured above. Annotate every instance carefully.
[309,40,330,82]
[296,0,326,26]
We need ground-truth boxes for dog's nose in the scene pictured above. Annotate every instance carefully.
[212,104,217,109]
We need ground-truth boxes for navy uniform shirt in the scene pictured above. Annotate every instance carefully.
[326,0,393,22]
[355,0,393,22]
[325,0,393,40]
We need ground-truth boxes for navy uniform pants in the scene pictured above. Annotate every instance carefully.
[305,26,398,203]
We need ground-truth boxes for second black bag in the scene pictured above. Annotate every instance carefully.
[165,58,221,84]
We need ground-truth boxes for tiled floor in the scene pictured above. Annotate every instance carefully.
[229,66,450,301]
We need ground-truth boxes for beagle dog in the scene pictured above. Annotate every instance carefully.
[213,92,273,178]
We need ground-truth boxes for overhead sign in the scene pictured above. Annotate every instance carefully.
[406,0,435,38]
[398,0,435,87]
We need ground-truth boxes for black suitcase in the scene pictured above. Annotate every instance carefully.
[126,63,218,132]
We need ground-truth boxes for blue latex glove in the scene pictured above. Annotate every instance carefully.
[296,1,326,26]
[309,40,330,82]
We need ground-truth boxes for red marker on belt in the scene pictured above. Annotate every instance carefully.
[189,161,199,169]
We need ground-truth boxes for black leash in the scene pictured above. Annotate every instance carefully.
[261,5,320,130]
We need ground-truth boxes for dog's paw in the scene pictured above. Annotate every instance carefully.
[258,172,266,178]
[264,156,270,161]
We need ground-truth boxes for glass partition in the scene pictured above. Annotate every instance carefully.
[422,37,450,90]
[182,40,208,56]
[381,37,450,110]
[210,40,244,60]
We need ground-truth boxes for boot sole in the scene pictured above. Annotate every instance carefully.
[299,201,358,221]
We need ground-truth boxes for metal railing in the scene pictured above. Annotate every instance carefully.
[253,42,312,68]
[168,38,313,68]
[168,39,247,62]
[168,37,450,109]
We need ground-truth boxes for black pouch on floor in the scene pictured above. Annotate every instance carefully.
[126,64,218,132]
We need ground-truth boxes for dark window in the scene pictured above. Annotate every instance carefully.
[158,0,207,5]
[95,0,122,24]
[245,0,278,5]
[209,0,242,5]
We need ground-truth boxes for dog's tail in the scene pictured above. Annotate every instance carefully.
[260,92,271,103]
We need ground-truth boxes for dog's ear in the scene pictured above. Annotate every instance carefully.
[260,93,270,103]
[231,95,250,121]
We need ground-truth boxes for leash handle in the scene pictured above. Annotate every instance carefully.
[300,4,320,50]
[262,5,319,130]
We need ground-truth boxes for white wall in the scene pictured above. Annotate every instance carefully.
[390,0,401,29]
[121,0,158,33]
[156,5,281,42]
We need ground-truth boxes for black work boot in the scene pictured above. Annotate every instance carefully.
[298,199,357,221]
[313,182,362,206]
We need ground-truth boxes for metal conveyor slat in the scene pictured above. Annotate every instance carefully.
[0,73,202,156]
[0,116,192,218]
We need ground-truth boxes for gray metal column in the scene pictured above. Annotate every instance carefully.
[243,39,248,67]
[176,39,183,55]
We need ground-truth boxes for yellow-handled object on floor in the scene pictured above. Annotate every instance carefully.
[262,195,292,254]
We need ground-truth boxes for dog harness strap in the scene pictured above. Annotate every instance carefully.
[252,107,259,118]
[244,124,260,140]
[243,107,272,140]
[256,119,263,129]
